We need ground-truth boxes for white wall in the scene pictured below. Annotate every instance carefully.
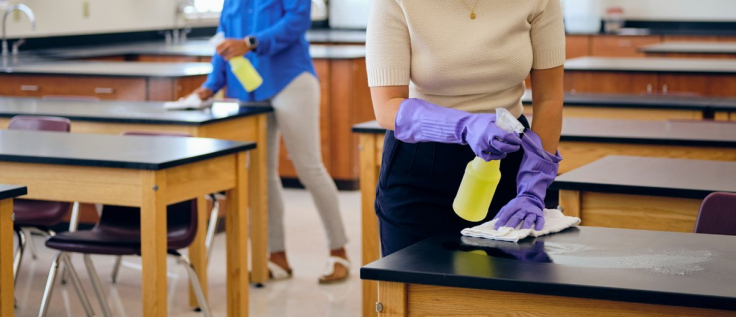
[0,0,218,39]
[600,0,736,21]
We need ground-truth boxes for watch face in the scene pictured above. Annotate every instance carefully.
[249,37,257,46]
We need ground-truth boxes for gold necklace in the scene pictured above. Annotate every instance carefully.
[460,0,480,20]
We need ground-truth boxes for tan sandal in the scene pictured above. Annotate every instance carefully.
[268,261,293,281]
[318,256,350,284]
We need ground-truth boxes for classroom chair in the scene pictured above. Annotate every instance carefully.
[37,132,212,317]
[694,192,736,236]
[7,116,73,292]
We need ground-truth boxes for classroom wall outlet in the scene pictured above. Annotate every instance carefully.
[83,1,90,18]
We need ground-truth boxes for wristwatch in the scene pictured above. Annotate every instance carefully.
[245,36,258,50]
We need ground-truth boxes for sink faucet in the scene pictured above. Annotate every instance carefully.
[2,4,36,57]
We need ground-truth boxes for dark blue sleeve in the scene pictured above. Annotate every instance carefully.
[253,0,311,56]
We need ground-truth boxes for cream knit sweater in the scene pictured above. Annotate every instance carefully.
[366,0,566,116]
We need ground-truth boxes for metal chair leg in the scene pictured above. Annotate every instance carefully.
[39,252,95,317]
[177,254,213,317]
[205,194,220,263]
[25,228,39,260]
[60,253,96,317]
[110,256,122,283]
[13,229,26,285]
[83,254,113,317]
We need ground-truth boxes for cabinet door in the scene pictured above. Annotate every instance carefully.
[0,75,146,100]
[659,74,736,97]
[591,35,661,58]
[564,71,658,94]
[566,35,590,59]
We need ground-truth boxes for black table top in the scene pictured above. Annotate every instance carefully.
[0,184,27,200]
[4,61,213,78]
[0,130,255,170]
[565,57,736,74]
[361,229,736,311]
[352,118,736,147]
[306,29,366,44]
[551,156,736,199]
[521,90,727,110]
[0,97,272,126]
[33,41,365,60]
[639,42,736,54]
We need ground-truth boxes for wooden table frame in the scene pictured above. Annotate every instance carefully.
[0,153,250,317]
[1,196,18,316]
[0,113,270,297]
[356,131,736,317]
[375,281,735,317]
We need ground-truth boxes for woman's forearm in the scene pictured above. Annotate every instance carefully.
[370,86,409,130]
[530,100,563,154]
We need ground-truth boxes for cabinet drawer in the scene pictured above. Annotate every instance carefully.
[564,71,658,94]
[591,35,661,58]
[566,35,590,59]
[0,75,147,100]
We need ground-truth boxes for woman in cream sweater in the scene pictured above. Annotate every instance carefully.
[367,0,566,255]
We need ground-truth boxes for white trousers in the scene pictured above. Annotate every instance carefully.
[267,72,348,252]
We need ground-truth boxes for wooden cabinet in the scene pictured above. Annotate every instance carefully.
[278,58,374,189]
[566,35,590,59]
[0,74,206,101]
[590,35,662,58]
[658,74,736,97]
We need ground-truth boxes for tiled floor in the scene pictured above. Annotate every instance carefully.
[13,189,363,317]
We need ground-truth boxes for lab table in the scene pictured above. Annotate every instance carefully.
[352,117,736,316]
[0,130,254,317]
[0,97,273,286]
[564,57,736,97]
[0,184,27,317]
[640,42,736,59]
[522,90,730,120]
[361,230,736,317]
[552,156,736,232]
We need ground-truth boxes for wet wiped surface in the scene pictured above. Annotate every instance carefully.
[362,227,736,311]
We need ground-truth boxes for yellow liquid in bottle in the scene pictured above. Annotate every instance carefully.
[453,157,502,222]
[230,56,263,92]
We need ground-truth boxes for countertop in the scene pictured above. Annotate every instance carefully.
[551,156,736,199]
[0,184,27,201]
[521,90,727,110]
[362,230,736,311]
[639,42,736,54]
[306,29,366,44]
[565,56,736,74]
[4,60,213,78]
[0,97,272,125]
[32,40,365,60]
[0,130,256,170]
[352,118,736,148]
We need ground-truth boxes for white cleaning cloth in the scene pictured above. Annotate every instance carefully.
[461,209,580,243]
[164,94,214,110]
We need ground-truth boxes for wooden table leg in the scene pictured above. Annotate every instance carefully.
[714,112,730,121]
[559,190,582,220]
[0,199,14,317]
[360,134,381,317]
[140,170,169,317]
[189,196,209,307]
[377,281,407,317]
[226,152,250,316]
[249,114,269,285]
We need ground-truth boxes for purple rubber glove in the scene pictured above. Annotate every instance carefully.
[494,130,562,230]
[394,99,521,161]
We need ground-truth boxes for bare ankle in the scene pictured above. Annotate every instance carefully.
[330,248,347,259]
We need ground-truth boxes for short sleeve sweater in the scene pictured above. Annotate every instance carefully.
[366,0,566,116]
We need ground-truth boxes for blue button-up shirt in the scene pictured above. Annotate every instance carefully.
[202,0,316,101]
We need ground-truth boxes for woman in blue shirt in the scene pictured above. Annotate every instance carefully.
[189,0,350,283]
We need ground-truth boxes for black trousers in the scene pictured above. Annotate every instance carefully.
[376,115,531,256]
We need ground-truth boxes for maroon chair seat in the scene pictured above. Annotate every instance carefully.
[45,200,197,255]
[13,199,71,228]
[694,192,736,236]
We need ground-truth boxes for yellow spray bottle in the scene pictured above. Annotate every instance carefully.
[453,108,525,222]
[210,33,263,92]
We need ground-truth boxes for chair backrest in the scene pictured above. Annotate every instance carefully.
[694,192,736,236]
[98,131,198,250]
[8,115,71,132]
